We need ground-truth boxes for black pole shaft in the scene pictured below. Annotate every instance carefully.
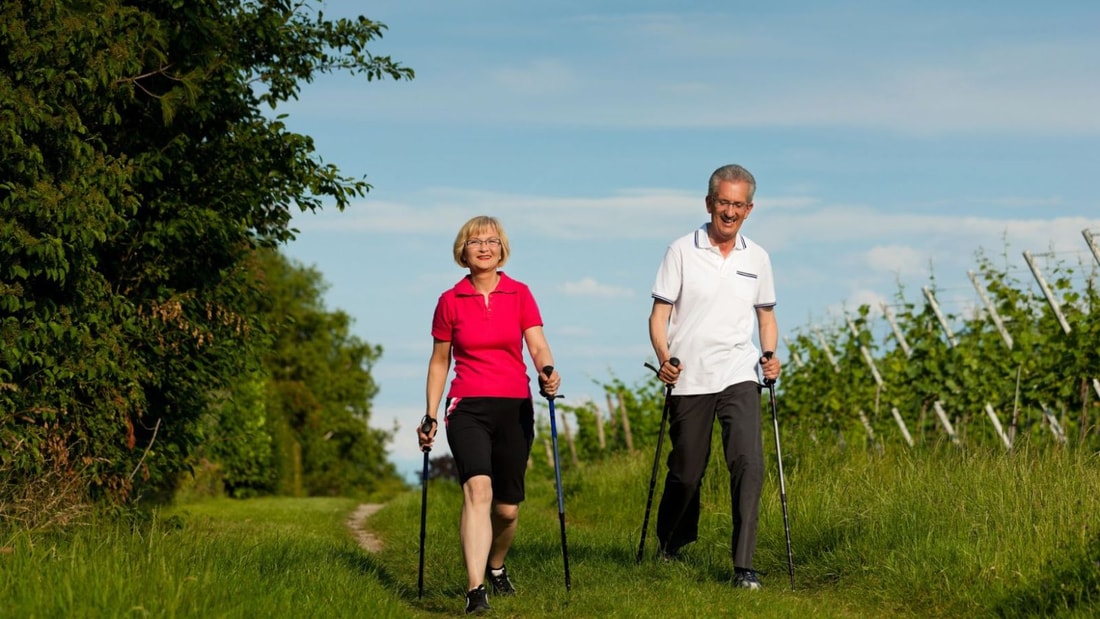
[637,383,671,563]
[417,417,434,599]
[636,358,679,563]
[767,382,795,590]
[543,366,571,591]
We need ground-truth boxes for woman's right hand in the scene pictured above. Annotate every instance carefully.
[417,415,438,452]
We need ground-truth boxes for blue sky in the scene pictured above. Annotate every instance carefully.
[278,0,1100,480]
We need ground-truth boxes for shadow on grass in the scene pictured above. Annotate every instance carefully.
[993,531,1100,618]
[335,545,460,614]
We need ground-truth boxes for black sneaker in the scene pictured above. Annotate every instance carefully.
[465,585,491,614]
[733,568,762,590]
[485,564,515,595]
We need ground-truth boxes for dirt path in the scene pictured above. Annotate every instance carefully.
[347,503,384,553]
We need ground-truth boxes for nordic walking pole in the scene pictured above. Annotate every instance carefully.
[541,366,571,591]
[762,351,795,590]
[417,415,436,599]
[636,357,679,564]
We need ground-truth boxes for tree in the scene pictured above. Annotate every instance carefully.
[252,249,400,498]
[1,0,412,515]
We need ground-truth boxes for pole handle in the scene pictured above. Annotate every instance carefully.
[419,416,436,453]
[540,365,563,400]
[644,357,680,377]
[761,350,776,386]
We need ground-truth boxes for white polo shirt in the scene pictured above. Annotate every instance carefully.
[651,224,776,396]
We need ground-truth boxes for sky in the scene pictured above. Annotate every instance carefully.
[277,0,1100,481]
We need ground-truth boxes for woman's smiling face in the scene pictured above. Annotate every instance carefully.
[462,226,502,271]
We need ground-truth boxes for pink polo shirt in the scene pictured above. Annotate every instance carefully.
[431,271,543,399]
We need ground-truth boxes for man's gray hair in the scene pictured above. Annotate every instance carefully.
[708,164,756,201]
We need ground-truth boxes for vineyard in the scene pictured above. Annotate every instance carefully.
[779,228,1100,452]
[516,229,1100,478]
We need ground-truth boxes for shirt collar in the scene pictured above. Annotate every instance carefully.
[453,271,520,296]
[694,224,746,251]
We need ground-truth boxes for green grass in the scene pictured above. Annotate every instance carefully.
[2,433,1098,617]
[374,432,1100,618]
[0,497,412,618]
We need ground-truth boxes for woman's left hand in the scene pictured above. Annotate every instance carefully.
[539,367,560,397]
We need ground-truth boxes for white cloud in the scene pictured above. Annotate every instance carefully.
[291,188,702,239]
[559,277,635,298]
[864,245,929,277]
[282,5,1100,137]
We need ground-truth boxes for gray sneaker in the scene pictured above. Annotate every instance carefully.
[486,564,515,595]
[464,585,491,614]
[733,568,762,590]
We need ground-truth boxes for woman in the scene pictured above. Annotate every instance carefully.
[419,215,561,614]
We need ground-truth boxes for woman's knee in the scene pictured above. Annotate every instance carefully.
[464,475,494,505]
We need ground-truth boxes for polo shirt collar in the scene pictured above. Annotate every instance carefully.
[694,224,747,251]
[453,271,520,296]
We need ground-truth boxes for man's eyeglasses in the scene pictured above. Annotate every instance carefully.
[711,198,750,210]
[465,238,502,248]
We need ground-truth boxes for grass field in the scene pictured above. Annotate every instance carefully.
[2,431,1098,617]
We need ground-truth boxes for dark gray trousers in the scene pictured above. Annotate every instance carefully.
[656,381,764,569]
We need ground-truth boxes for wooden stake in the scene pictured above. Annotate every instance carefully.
[890,407,914,447]
[932,401,960,445]
[1083,228,1100,268]
[617,391,634,453]
[813,327,841,373]
[595,399,606,450]
[857,409,877,442]
[968,270,1014,350]
[922,287,958,348]
[1023,250,1072,335]
[983,403,1012,450]
[1039,402,1068,444]
[846,313,885,388]
[561,412,580,468]
[783,336,804,368]
[880,303,912,358]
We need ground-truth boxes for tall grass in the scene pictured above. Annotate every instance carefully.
[0,498,414,618]
[372,429,1100,617]
[2,431,1097,617]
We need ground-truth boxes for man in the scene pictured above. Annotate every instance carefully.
[648,163,782,590]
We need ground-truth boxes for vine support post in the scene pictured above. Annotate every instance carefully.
[845,313,885,388]
[617,392,634,453]
[880,302,912,358]
[1039,402,1068,444]
[968,270,1014,350]
[813,327,842,373]
[983,403,1013,450]
[922,286,958,348]
[1083,229,1100,268]
[784,336,804,369]
[932,401,960,445]
[1023,250,1072,335]
[857,409,878,446]
[890,407,914,447]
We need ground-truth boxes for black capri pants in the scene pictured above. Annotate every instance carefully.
[445,396,535,505]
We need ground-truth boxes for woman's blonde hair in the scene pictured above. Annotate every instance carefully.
[452,215,511,268]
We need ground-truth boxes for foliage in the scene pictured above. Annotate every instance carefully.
[780,244,1100,451]
[0,0,412,513]
[253,250,400,498]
